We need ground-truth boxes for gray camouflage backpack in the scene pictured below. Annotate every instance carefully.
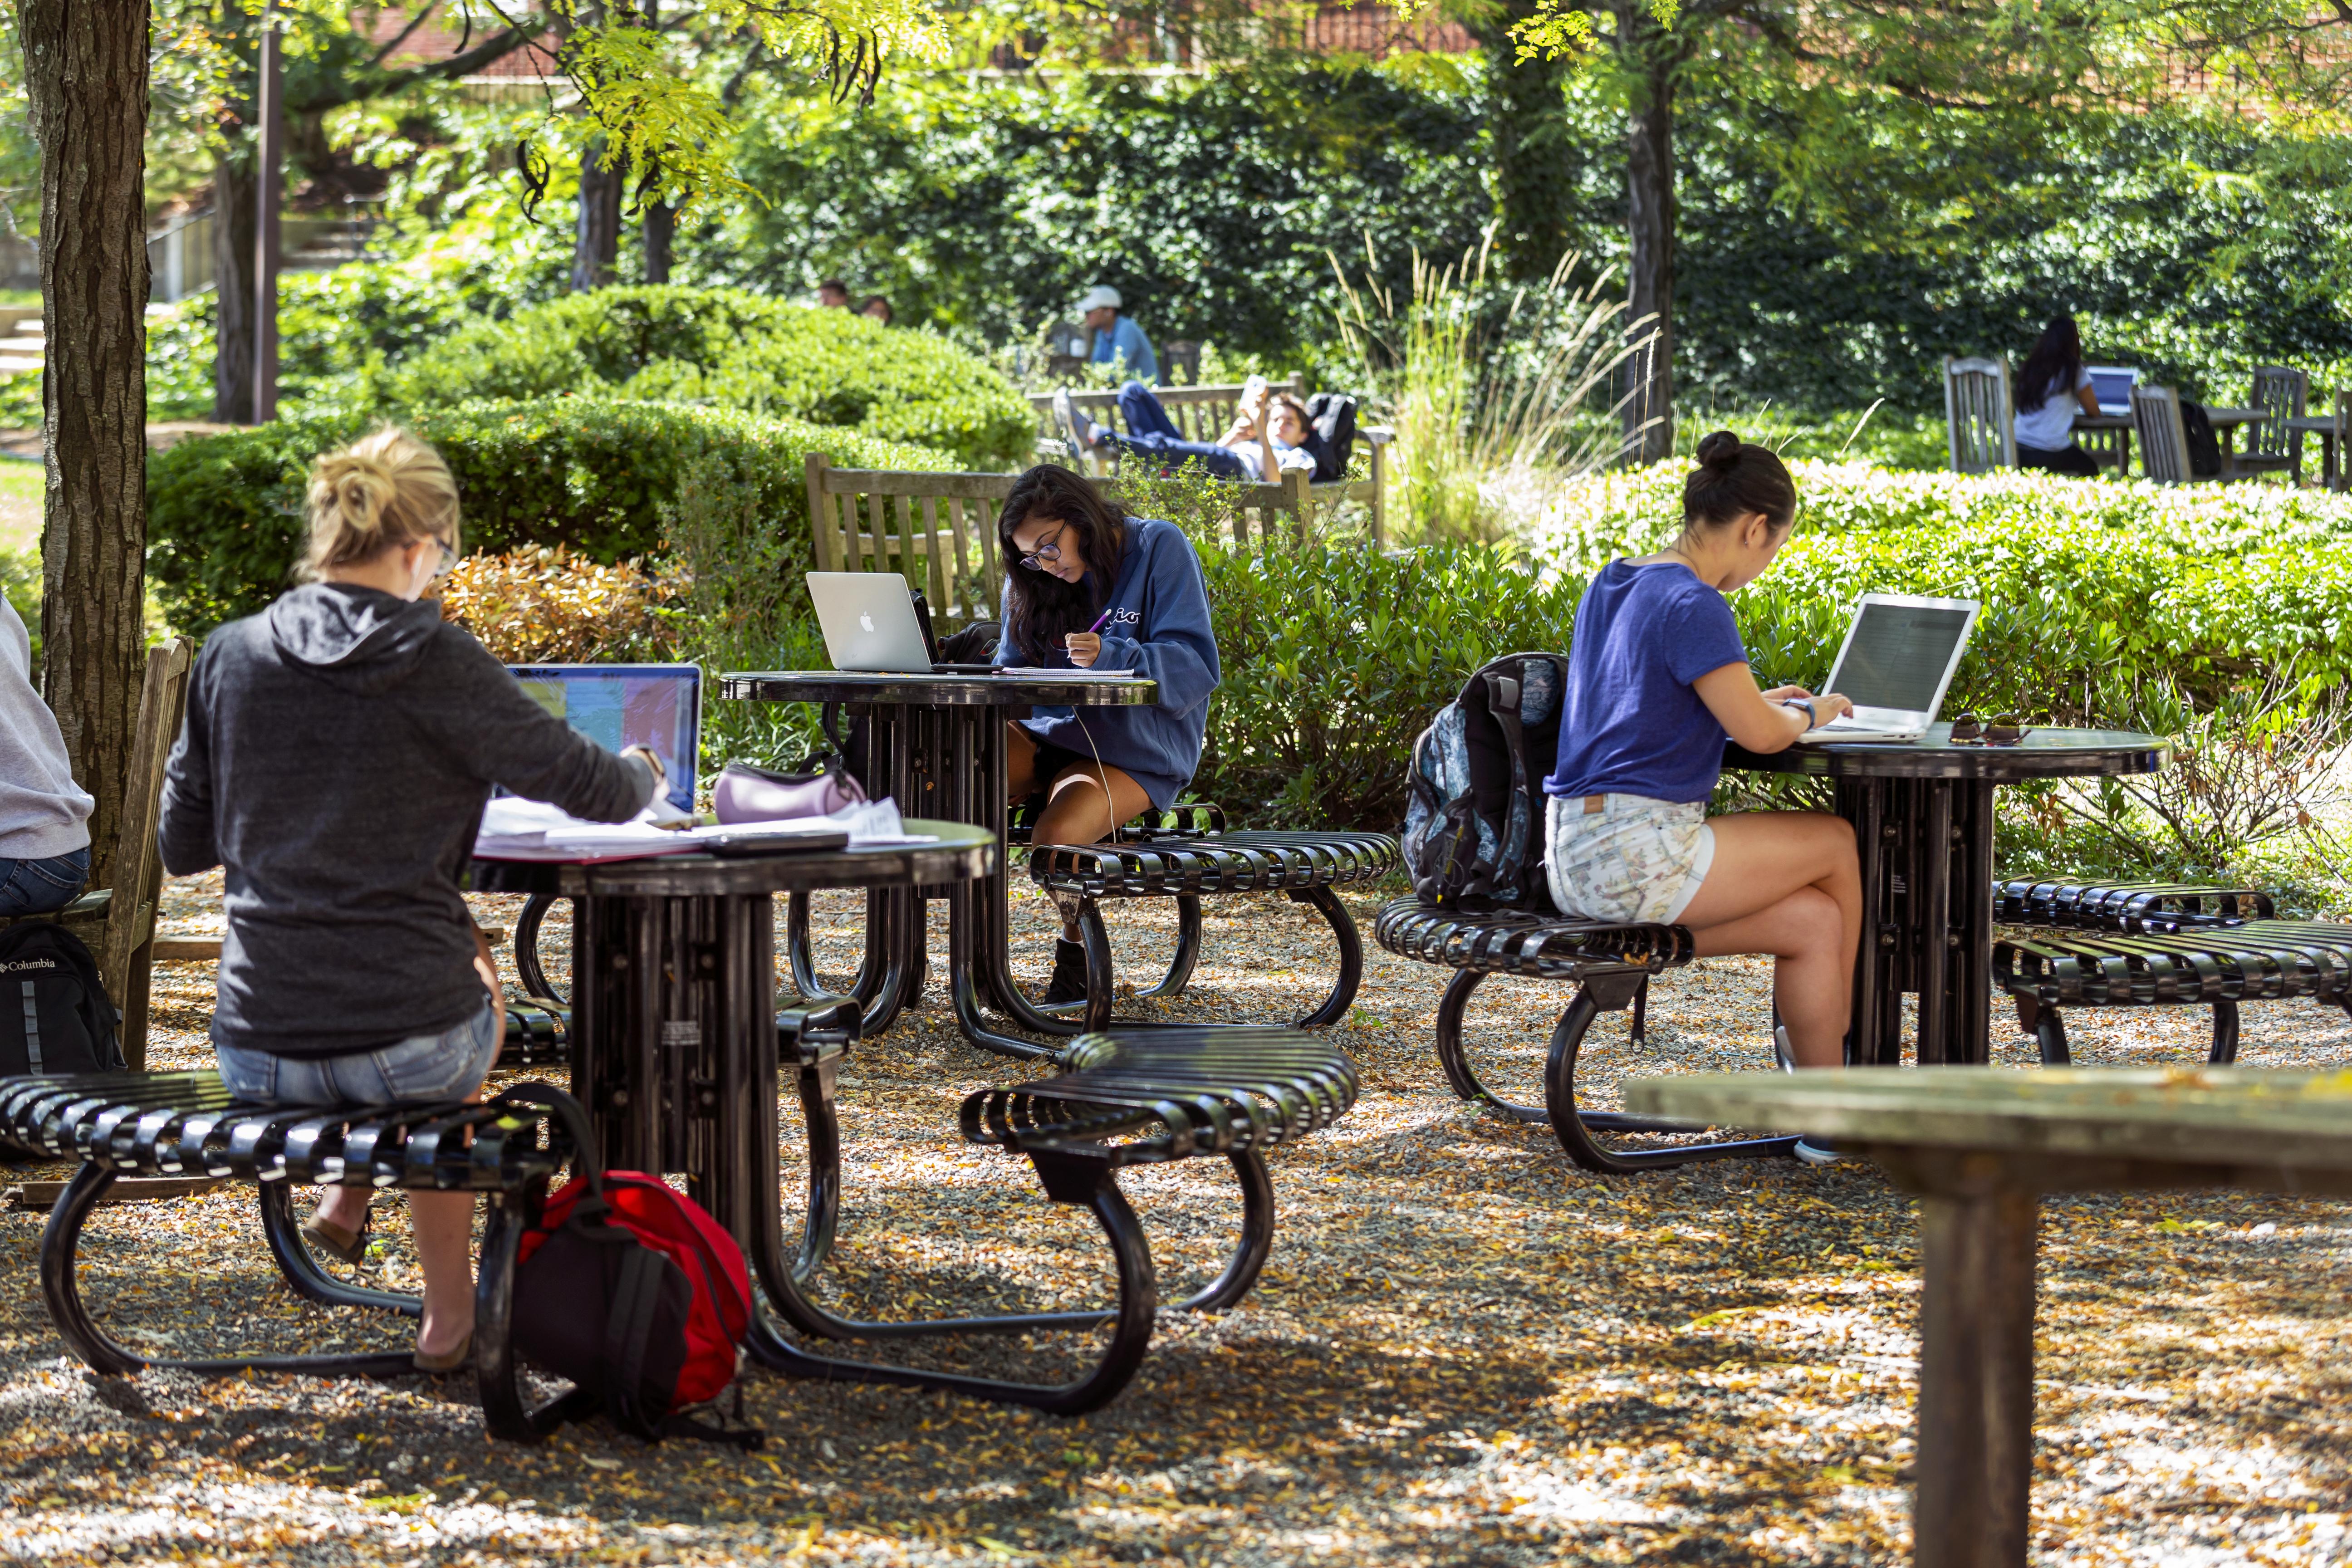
[1398,652,1569,909]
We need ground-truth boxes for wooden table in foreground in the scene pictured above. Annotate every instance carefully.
[1626,1068,2352,1568]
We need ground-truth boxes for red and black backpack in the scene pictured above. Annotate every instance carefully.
[506,1085,760,1448]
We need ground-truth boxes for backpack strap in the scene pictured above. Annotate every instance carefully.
[600,1243,676,1441]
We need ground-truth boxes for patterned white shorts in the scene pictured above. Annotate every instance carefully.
[1544,793,1716,925]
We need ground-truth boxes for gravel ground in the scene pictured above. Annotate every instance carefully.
[0,869,2346,1566]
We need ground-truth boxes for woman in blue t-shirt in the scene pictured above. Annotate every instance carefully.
[1545,431,1861,1094]
[994,464,1221,1000]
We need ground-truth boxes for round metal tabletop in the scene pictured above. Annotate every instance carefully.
[1726,724,2168,782]
[469,819,997,898]
[720,670,1157,708]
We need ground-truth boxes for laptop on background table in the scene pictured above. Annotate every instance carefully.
[506,662,701,817]
[2085,366,2139,418]
[1794,593,1980,745]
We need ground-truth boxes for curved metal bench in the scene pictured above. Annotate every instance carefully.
[1995,877,2274,935]
[1375,899,1798,1173]
[1025,815,1398,1030]
[760,1024,1358,1414]
[0,1073,585,1443]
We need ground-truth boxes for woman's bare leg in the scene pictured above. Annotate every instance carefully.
[1004,721,1042,804]
[1033,760,1152,940]
[1674,812,1860,1068]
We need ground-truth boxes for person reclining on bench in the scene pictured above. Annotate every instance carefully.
[1052,379,1336,484]
[157,427,670,1373]
[1544,431,1860,1162]
[995,464,1220,1004]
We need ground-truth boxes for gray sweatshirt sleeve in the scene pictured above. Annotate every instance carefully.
[157,654,220,877]
[409,631,658,821]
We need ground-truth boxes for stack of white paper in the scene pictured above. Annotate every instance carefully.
[475,795,938,862]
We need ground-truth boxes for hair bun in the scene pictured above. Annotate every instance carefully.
[316,454,397,536]
[1695,430,1743,469]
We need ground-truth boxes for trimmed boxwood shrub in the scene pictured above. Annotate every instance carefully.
[380,287,1035,470]
[146,397,953,638]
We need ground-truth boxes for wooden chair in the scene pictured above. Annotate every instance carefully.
[805,456,1318,626]
[2241,365,2306,481]
[1943,357,2016,473]
[2329,386,2352,493]
[1029,380,1393,548]
[1160,340,1202,386]
[0,637,192,1070]
[2131,384,2225,486]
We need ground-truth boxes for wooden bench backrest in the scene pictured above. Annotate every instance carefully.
[1029,377,1310,446]
[1943,356,2015,473]
[2249,364,2307,460]
[2132,384,2194,484]
[806,455,1313,623]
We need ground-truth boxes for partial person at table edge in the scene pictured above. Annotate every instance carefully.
[2012,314,2102,478]
[156,426,668,1373]
[0,591,94,916]
[995,463,1220,1003]
[1544,431,1861,1157]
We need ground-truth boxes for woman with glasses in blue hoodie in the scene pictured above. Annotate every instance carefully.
[994,465,1220,1002]
[158,428,663,1372]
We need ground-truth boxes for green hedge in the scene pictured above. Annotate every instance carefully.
[146,398,953,638]
[379,288,1036,470]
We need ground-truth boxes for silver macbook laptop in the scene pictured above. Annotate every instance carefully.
[1796,593,1980,745]
[808,572,937,672]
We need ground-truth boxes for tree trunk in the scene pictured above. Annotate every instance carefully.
[644,201,676,285]
[571,137,622,292]
[212,142,257,425]
[1621,23,1676,465]
[21,0,151,890]
[1466,0,1575,281]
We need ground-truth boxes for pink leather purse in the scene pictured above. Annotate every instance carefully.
[712,761,867,823]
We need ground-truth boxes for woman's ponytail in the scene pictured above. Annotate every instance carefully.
[299,427,462,581]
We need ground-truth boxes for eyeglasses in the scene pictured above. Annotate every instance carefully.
[1018,521,1068,572]
[429,540,457,579]
[1949,712,2028,745]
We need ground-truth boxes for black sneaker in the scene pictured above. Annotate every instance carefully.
[1051,390,1104,456]
[1044,937,1092,1005]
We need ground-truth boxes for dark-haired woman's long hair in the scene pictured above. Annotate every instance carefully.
[996,464,1130,665]
[2016,315,2083,414]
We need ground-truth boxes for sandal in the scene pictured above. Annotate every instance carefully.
[300,1208,369,1267]
[413,1331,474,1374]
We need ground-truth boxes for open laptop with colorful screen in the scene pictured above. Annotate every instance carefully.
[2085,365,2138,418]
[505,663,701,816]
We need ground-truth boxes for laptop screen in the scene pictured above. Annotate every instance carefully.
[2085,366,2137,417]
[1826,603,1975,714]
[506,663,701,814]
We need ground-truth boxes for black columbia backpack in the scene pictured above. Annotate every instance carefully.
[1399,652,1569,910]
[1303,392,1357,483]
[0,921,123,1078]
[2178,399,2224,477]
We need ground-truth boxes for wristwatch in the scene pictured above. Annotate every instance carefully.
[1788,699,1819,729]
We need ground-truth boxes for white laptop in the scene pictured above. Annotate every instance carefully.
[1795,593,1981,745]
[2085,365,2138,418]
[806,573,1003,674]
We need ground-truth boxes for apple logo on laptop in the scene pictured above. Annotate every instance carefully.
[859,612,875,632]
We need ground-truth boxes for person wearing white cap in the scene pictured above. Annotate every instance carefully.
[1074,285,1159,386]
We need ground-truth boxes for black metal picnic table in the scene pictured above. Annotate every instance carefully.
[1724,725,2166,1067]
[718,670,1159,1059]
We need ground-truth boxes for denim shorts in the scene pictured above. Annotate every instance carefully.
[216,999,502,1106]
[1545,793,1716,925]
[0,847,91,917]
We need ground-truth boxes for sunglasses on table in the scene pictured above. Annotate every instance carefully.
[1948,712,2029,745]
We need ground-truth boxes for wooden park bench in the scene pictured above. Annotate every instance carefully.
[1994,876,2352,1063]
[1023,805,1397,1029]
[763,1019,1360,1413]
[1375,900,1799,1173]
[806,455,1322,626]
[1025,380,1394,547]
[0,1069,591,1442]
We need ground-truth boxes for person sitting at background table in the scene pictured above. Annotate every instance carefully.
[0,593,93,915]
[994,464,1220,1003]
[157,427,666,1372]
[817,279,851,309]
[860,294,893,326]
[1051,378,1333,484]
[1074,285,1160,386]
[2012,314,2102,477]
[1545,431,1860,1161]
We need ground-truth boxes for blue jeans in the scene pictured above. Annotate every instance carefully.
[1105,381,1249,480]
[0,847,90,916]
[216,999,501,1105]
